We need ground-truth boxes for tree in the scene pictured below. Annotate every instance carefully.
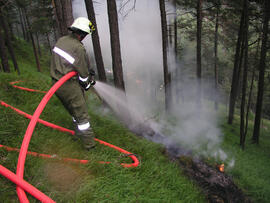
[196,0,202,107]
[46,32,52,54]
[16,0,31,42]
[85,0,107,82]
[245,38,260,138]
[0,25,10,73]
[35,33,41,57]
[52,0,73,37]
[240,0,249,149]
[107,0,125,90]
[0,8,20,74]
[228,0,246,124]
[160,0,172,111]
[23,7,41,72]
[29,0,55,55]
[0,1,10,73]
[62,0,73,27]
[174,0,178,57]
[174,0,182,102]
[214,2,220,110]
[18,7,27,40]
[252,0,270,144]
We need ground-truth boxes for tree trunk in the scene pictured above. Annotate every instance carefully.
[0,27,10,73]
[53,0,72,37]
[18,8,26,40]
[107,0,125,90]
[53,0,65,36]
[0,12,20,74]
[52,0,61,38]
[62,0,73,27]
[240,0,249,149]
[245,38,261,137]
[252,0,270,144]
[24,8,41,72]
[35,33,42,57]
[46,32,52,54]
[174,0,178,57]
[22,8,30,42]
[8,20,15,41]
[228,1,246,124]
[160,0,171,111]
[53,23,58,42]
[15,21,20,38]
[236,35,245,96]
[214,4,220,110]
[197,0,202,108]
[174,0,181,102]
[85,0,107,82]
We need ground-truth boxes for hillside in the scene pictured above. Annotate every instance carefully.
[1,39,270,203]
[0,40,205,202]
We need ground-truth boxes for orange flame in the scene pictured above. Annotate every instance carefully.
[219,164,225,172]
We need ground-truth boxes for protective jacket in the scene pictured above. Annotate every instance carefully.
[50,33,90,82]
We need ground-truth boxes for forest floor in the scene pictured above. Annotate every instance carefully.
[0,39,270,202]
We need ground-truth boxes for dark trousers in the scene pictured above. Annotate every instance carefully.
[52,78,95,149]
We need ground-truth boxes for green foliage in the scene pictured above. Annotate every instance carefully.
[29,0,54,35]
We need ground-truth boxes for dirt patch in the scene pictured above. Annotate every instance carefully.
[43,162,87,192]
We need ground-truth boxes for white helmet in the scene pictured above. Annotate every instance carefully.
[69,17,95,34]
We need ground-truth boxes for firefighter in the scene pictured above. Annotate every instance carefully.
[50,17,96,150]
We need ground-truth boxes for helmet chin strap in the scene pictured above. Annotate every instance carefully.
[75,33,87,41]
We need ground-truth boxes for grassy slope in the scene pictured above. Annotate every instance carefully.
[0,40,205,202]
[1,39,270,203]
[220,114,270,203]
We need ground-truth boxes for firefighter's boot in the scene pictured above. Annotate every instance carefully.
[81,127,95,150]
[75,121,95,150]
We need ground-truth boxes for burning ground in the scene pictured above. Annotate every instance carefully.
[131,123,252,203]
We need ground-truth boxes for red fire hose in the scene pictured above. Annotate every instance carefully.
[0,100,74,135]
[15,72,79,202]
[0,100,139,167]
[0,165,55,203]
[9,81,47,93]
[0,144,110,165]
[0,71,139,203]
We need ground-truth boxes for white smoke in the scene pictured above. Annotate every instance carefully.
[72,0,233,164]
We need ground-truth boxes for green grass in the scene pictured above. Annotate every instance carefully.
[220,114,270,203]
[0,39,205,202]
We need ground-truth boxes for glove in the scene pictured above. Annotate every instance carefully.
[84,81,91,91]
[84,80,96,91]
[79,79,90,90]
[90,80,96,86]
[79,69,96,91]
